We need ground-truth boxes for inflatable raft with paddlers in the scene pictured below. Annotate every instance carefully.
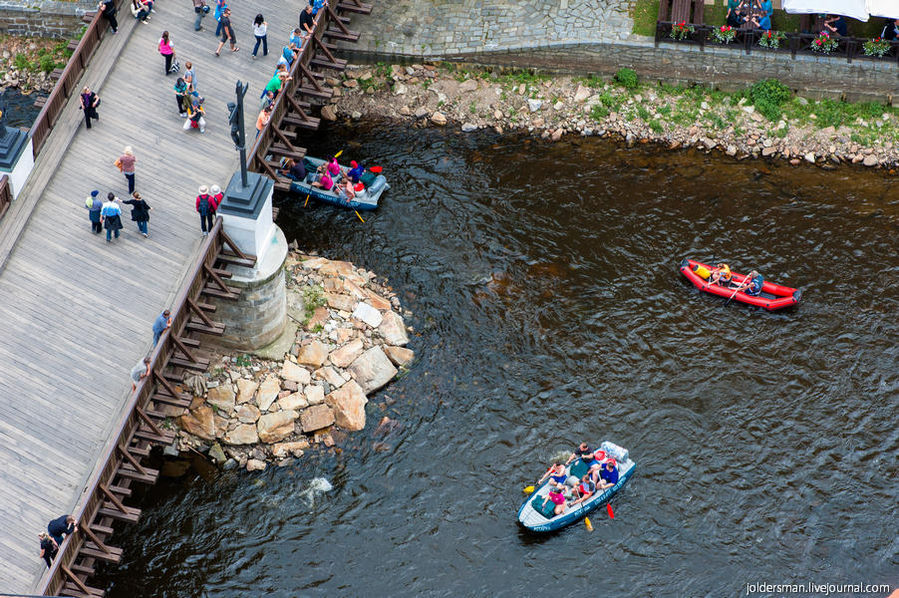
[680,258,801,311]
[517,441,636,533]
[287,156,389,211]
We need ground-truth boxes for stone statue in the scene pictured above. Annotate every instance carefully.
[227,81,249,187]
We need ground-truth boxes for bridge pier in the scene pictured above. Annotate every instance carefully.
[213,171,288,350]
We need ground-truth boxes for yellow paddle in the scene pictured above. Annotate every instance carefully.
[354,210,365,223]
[585,516,593,532]
[334,149,344,158]
[523,485,535,494]
[304,193,310,208]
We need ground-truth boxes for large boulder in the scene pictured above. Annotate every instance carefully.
[378,311,410,346]
[257,410,299,443]
[255,375,281,412]
[326,380,368,431]
[236,379,258,404]
[300,404,335,432]
[325,293,356,313]
[352,302,383,328]
[297,340,329,368]
[280,359,312,384]
[224,423,259,445]
[383,346,414,367]
[329,338,364,368]
[179,406,215,441]
[347,346,398,393]
[206,384,235,413]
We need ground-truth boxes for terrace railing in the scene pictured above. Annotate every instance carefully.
[655,22,899,64]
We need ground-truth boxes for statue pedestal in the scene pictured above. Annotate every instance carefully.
[0,126,32,199]
[213,171,287,350]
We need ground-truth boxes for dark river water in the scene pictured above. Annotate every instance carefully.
[99,126,897,596]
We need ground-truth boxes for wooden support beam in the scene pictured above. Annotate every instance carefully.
[153,369,183,399]
[115,465,158,484]
[169,355,209,371]
[61,563,96,596]
[323,28,360,42]
[171,334,199,364]
[298,86,334,100]
[188,297,216,327]
[269,141,310,157]
[136,406,165,438]
[150,392,191,409]
[219,227,255,262]
[134,425,176,444]
[298,62,326,92]
[99,483,128,513]
[310,57,347,71]
[80,524,112,555]
[215,252,257,268]
[70,562,96,576]
[203,262,234,294]
[62,583,104,598]
[80,542,123,563]
[337,0,372,14]
[98,502,141,523]
[116,444,147,476]
[186,318,226,335]
[326,4,355,35]
[312,31,345,66]
[201,284,240,300]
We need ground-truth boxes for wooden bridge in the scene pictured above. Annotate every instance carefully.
[0,0,371,594]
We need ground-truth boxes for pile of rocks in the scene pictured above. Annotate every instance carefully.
[331,64,899,170]
[174,253,414,472]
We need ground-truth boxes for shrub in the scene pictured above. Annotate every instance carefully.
[614,68,639,89]
[13,53,30,71]
[748,79,792,121]
[39,55,57,74]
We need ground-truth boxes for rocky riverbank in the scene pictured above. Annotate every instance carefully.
[0,36,68,94]
[173,253,414,472]
[327,63,899,170]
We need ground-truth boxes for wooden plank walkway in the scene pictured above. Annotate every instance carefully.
[0,0,311,591]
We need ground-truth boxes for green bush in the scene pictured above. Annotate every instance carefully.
[13,53,31,71]
[748,79,792,121]
[39,55,57,74]
[614,68,639,89]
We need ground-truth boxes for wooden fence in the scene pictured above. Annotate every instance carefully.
[0,175,10,222]
[29,0,122,156]
[247,0,370,190]
[656,22,899,64]
[39,218,254,598]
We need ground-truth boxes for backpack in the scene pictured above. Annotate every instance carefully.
[198,194,210,214]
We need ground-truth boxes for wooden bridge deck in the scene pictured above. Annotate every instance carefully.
[0,0,308,591]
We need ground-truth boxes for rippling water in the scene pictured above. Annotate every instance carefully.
[99,127,898,596]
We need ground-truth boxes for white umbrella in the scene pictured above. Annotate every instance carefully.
[867,0,899,19]
[782,0,869,22]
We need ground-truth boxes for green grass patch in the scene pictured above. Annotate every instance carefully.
[575,75,605,89]
[301,285,326,324]
[630,0,658,37]
[649,120,664,134]
[636,105,652,121]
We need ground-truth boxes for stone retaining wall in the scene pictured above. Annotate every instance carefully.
[342,39,899,103]
[0,0,95,39]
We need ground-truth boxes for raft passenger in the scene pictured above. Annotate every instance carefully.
[537,463,572,490]
[542,486,567,516]
[735,270,764,296]
[566,442,598,468]
[568,474,596,508]
[708,263,733,286]
[595,459,619,491]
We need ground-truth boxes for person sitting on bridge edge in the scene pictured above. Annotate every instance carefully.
[38,532,58,568]
[152,309,172,346]
[47,515,78,546]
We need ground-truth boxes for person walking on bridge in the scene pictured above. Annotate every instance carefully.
[122,191,152,237]
[84,189,103,234]
[79,86,100,129]
[196,185,217,236]
[158,31,176,75]
[100,192,124,242]
[214,8,239,56]
[116,146,137,194]
[38,532,58,569]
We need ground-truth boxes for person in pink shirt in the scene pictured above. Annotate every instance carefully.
[310,170,333,191]
[158,31,175,75]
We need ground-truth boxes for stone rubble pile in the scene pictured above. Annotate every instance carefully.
[174,253,414,472]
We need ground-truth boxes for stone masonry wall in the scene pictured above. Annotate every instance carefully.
[342,39,899,103]
[0,0,95,39]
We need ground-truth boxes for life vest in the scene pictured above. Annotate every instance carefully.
[717,264,732,281]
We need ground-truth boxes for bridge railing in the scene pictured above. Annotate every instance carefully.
[39,218,250,597]
[247,7,329,178]
[0,175,10,222]
[30,0,122,156]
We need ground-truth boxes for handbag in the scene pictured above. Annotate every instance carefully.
[114,158,123,172]
[170,59,181,73]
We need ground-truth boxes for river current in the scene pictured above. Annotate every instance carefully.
[99,126,897,596]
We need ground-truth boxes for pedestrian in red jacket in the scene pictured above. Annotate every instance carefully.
[196,185,217,236]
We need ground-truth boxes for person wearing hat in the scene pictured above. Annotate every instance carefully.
[84,190,103,234]
[596,458,619,491]
[346,160,364,184]
[195,185,217,236]
[279,157,306,181]
[542,485,567,516]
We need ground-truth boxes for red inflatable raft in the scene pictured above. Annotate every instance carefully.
[679,258,801,311]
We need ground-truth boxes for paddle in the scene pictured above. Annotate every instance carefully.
[303,193,310,208]
[725,280,746,305]
[523,485,535,495]
[584,516,593,532]
[354,210,365,223]
[606,502,614,519]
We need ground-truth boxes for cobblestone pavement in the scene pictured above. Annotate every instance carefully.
[349,0,635,56]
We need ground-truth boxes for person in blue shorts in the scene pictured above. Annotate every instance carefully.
[537,462,571,490]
